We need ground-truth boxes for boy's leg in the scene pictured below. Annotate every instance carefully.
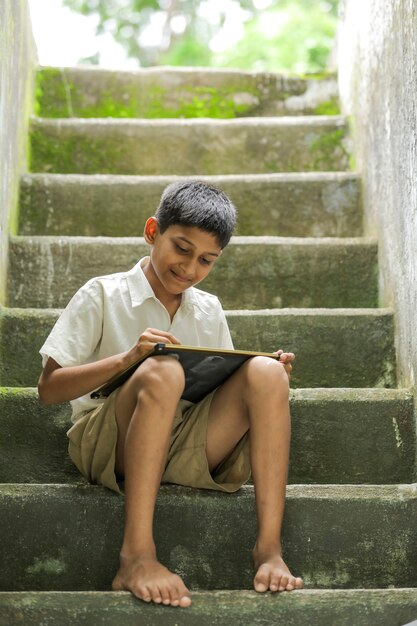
[206,356,303,593]
[111,356,191,608]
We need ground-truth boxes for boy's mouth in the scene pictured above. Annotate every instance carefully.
[170,269,192,284]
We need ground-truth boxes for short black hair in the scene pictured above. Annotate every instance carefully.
[155,180,236,249]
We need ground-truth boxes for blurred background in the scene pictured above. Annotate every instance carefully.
[28,0,339,73]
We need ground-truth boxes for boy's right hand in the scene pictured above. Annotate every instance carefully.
[131,328,181,360]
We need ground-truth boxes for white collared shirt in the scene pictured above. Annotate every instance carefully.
[40,257,234,421]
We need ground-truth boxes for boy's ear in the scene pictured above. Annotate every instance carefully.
[144,217,159,244]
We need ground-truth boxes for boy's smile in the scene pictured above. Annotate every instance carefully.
[143,218,222,309]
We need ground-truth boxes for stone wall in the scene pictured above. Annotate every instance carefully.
[0,0,37,304]
[338,0,417,390]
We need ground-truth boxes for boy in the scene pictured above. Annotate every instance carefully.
[38,180,303,609]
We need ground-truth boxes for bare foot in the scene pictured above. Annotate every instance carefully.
[112,554,191,608]
[252,543,303,593]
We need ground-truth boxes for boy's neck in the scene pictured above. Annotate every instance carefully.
[142,259,183,321]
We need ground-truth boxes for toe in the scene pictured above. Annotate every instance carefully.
[138,586,152,603]
[172,578,191,608]
[269,573,280,592]
[167,586,180,607]
[254,565,270,592]
[295,577,304,589]
[278,575,289,591]
[179,594,192,608]
[150,585,163,604]
[139,592,152,602]
[159,584,171,606]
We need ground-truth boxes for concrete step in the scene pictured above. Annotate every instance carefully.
[0,387,416,484]
[19,172,363,238]
[1,483,416,591]
[0,306,396,389]
[30,116,350,175]
[0,387,413,485]
[8,236,378,309]
[36,66,340,119]
[2,589,417,626]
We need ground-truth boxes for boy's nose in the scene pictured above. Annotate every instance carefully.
[178,259,196,277]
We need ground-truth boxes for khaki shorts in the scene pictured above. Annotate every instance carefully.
[67,388,251,495]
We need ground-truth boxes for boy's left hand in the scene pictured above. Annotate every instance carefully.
[274,350,295,380]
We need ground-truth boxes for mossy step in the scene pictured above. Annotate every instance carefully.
[8,236,378,310]
[30,116,350,175]
[36,66,340,120]
[19,172,362,238]
[1,387,413,486]
[1,483,416,591]
[2,589,417,626]
[0,306,396,389]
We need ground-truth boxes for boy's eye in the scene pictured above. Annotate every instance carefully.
[175,244,188,254]
[200,258,212,266]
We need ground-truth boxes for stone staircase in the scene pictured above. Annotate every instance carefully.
[0,66,416,625]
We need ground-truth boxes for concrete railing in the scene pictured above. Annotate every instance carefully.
[0,0,37,304]
[338,0,417,392]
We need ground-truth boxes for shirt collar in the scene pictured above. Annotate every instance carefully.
[126,258,156,307]
[126,257,205,313]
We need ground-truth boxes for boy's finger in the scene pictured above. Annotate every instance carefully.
[140,330,181,345]
[146,328,181,344]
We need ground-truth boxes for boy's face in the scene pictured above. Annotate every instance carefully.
[143,217,222,297]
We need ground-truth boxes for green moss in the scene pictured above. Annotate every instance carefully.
[309,128,350,170]
[30,124,127,174]
[349,154,357,171]
[345,114,358,172]
[26,558,68,576]
[96,84,255,119]
[33,75,43,117]
[35,68,83,118]
[278,90,296,101]
[313,98,340,116]
[38,68,344,119]
[35,69,262,119]
[296,71,337,81]
[0,387,34,397]
[84,93,140,118]
[34,68,344,120]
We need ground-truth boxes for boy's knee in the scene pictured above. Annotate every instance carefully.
[131,355,185,398]
[245,356,289,393]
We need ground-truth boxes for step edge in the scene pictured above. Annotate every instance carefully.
[21,172,360,184]
[1,482,416,500]
[0,386,412,402]
[226,307,394,316]
[2,587,417,599]
[9,234,377,246]
[36,65,332,80]
[0,304,395,317]
[30,115,348,127]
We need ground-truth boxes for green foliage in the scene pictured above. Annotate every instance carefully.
[62,0,339,72]
[160,36,213,68]
[215,2,337,73]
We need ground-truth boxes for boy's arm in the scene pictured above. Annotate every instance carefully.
[38,328,181,405]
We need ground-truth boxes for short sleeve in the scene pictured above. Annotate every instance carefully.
[39,280,104,368]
